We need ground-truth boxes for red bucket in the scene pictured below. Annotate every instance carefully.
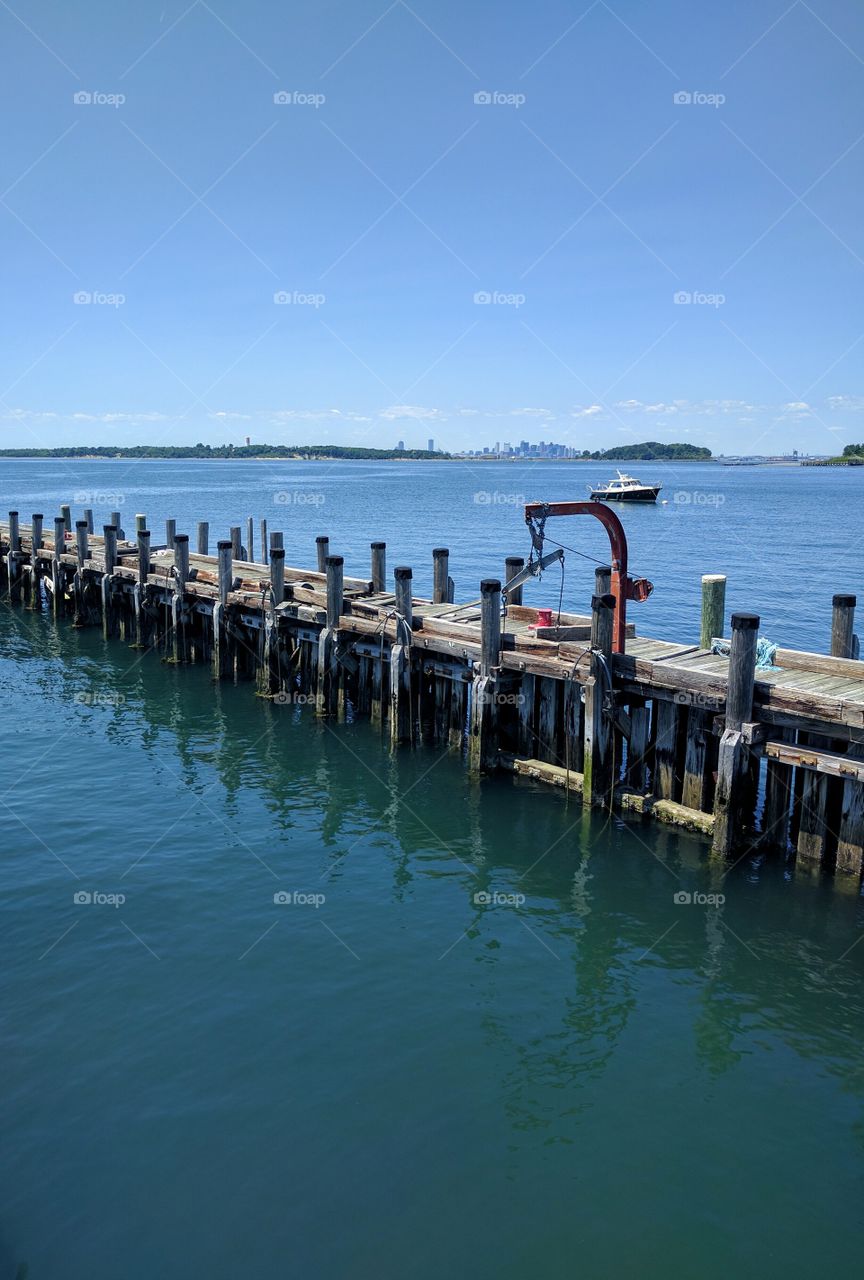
[536,608,554,628]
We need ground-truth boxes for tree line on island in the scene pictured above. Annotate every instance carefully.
[0,440,712,461]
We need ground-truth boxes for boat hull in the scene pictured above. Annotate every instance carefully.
[590,488,661,503]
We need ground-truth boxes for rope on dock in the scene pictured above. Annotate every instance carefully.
[711,635,779,670]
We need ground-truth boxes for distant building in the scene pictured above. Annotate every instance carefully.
[396,440,405,451]
[427,438,434,452]
[245,436,251,446]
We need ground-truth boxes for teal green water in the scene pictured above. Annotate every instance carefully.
[2,607,864,1278]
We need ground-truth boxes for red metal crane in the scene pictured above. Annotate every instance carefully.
[522,500,653,654]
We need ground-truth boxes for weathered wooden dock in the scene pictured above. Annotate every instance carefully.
[2,506,863,883]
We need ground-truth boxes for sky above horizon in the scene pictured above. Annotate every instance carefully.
[1,0,863,455]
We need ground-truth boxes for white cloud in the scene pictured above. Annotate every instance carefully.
[379,405,445,420]
[571,404,603,418]
[509,407,553,418]
[826,395,864,411]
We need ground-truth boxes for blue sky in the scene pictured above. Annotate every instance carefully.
[1,0,863,453]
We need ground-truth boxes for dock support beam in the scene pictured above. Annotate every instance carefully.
[469,578,501,774]
[583,592,616,808]
[712,612,759,857]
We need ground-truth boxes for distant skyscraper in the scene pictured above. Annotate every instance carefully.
[396,440,405,451]
[245,436,251,446]
[427,438,434,452]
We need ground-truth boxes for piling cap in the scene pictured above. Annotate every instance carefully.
[371,540,386,550]
[217,539,232,550]
[32,513,43,520]
[592,593,615,610]
[174,533,189,543]
[316,535,329,544]
[731,612,760,630]
[76,519,88,527]
[481,578,501,593]
[833,593,857,608]
[138,528,151,538]
[394,565,412,579]
[103,524,117,532]
[326,555,344,567]
[8,510,17,517]
[270,546,285,559]
[433,547,449,557]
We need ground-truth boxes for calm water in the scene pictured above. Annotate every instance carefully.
[1,459,864,1279]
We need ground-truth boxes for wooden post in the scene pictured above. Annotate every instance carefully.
[109,511,123,540]
[583,592,615,808]
[171,534,190,662]
[197,521,209,555]
[712,613,759,856]
[7,511,21,604]
[52,516,66,617]
[270,547,285,603]
[394,566,412,628]
[246,517,254,564]
[165,519,176,552]
[317,555,344,718]
[316,535,329,573]
[479,578,501,676]
[132,529,151,649]
[135,513,147,535]
[762,727,793,850]
[837,745,864,878]
[75,520,89,567]
[174,533,189,585]
[701,574,727,649]
[469,579,502,774]
[831,594,856,659]
[627,700,650,791]
[83,508,94,534]
[432,548,449,604]
[60,504,71,533]
[594,564,611,596]
[230,526,242,561]
[259,519,268,565]
[28,513,43,609]
[371,541,386,593]
[214,541,234,680]
[325,554,344,629]
[270,530,283,553]
[504,555,524,606]
[102,525,119,639]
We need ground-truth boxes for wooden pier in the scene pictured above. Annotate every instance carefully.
[2,509,863,883]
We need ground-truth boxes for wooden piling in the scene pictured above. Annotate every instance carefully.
[469,579,501,774]
[75,520,88,568]
[83,508,94,534]
[133,529,151,648]
[701,574,727,649]
[316,555,344,717]
[7,511,21,603]
[371,541,386,593]
[712,613,759,856]
[230,527,242,561]
[110,512,124,540]
[394,566,412,629]
[504,555,524,606]
[197,521,209,555]
[270,531,283,553]
[60,504,71,533]
[831,594,856,659]
[165,519,176,552]
[214,541,234,680]
[594,565,611,596]
[583,593,615,808]
[136,513,147,535]
[270,547,285,603]
[259,519,268,565]
[27,513,43,608]
[432,548,449,604]
[102,525,119,639]
[73,521,89,624]
[316,536,329,574]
